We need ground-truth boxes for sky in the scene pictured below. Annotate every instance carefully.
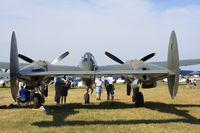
[0,0,200,70]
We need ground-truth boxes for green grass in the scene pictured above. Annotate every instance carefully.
[1,82,200,133]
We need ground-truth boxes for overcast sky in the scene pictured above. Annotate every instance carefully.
[0,0,200,70]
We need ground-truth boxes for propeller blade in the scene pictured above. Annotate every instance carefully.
[18,54,34,63]
[104,51,124,64]
[10,77,19,101]
[51,51,70,64]
[5,69,8,72]
[10,31,19,101]
[140,53,156,62]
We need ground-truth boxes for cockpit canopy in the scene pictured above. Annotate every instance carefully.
[81,52,97,65]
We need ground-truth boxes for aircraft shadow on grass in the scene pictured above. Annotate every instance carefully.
[32,101,200,127]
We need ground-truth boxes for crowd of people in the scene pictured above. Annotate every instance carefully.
[55,76,71,106]
[186,78,197,89]
[54,76,116,106]
[95,77,115,104]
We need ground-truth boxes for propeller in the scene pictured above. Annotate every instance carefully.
[104,51,156,64]
[18,51,70,64]
[18,54,34,63]
[140,53,156,62]
[10,31,19,101]
[104,51,124,64]
[50,51,70,64]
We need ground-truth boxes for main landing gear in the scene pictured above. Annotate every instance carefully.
[131,80,144,107]
[33,93,43,108]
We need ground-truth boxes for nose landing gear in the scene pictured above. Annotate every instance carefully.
[84,87,93,104]
[132,80,144,107]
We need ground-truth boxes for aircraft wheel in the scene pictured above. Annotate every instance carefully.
[135,92,144,107]
[84,93,90,104]
[127,84,131,96]
[33,94,42,108]
[44,86,48,97]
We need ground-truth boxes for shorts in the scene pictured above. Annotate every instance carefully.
[96,86,102,93]
[61,86,69,96]
[106,85,114,95]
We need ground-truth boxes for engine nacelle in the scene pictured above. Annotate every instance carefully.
[142,81,157,88]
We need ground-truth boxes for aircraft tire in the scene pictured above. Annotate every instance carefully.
[44,86,48,97]
[135,92,144,107]
[84,93,90,104]
[33,94,42,108]
[127,84,131,96]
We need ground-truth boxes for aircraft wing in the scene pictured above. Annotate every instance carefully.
[48,64,82,71]
[179,59,200,66]
[0,62,28,69]
[0,62,81,71]
[20,69,174,77]
[152,59,200,67]
[0,72,10,78]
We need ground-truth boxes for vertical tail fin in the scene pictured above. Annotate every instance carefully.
[167,31,179,99]
[10,31,19,101]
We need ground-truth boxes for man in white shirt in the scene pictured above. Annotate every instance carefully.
[95,78,103,100]
[105,77,115,104]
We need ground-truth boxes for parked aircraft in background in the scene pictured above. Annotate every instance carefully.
[0,69,9,87]
[1,31,200,108]
[163,75,186,83]
[179,70,194,75]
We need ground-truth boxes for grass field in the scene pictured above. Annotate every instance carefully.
[0,82,200,133]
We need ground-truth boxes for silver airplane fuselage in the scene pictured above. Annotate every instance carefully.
[78,52,97,88]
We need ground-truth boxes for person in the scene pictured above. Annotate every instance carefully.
[185,77,190,86]
[105,77,115,104]
[60,76,71,104]
[55,77,65,106]
[95,78,103,100]
[2,82,6,88]
[18,82,29,102]
[192,79,197,89]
